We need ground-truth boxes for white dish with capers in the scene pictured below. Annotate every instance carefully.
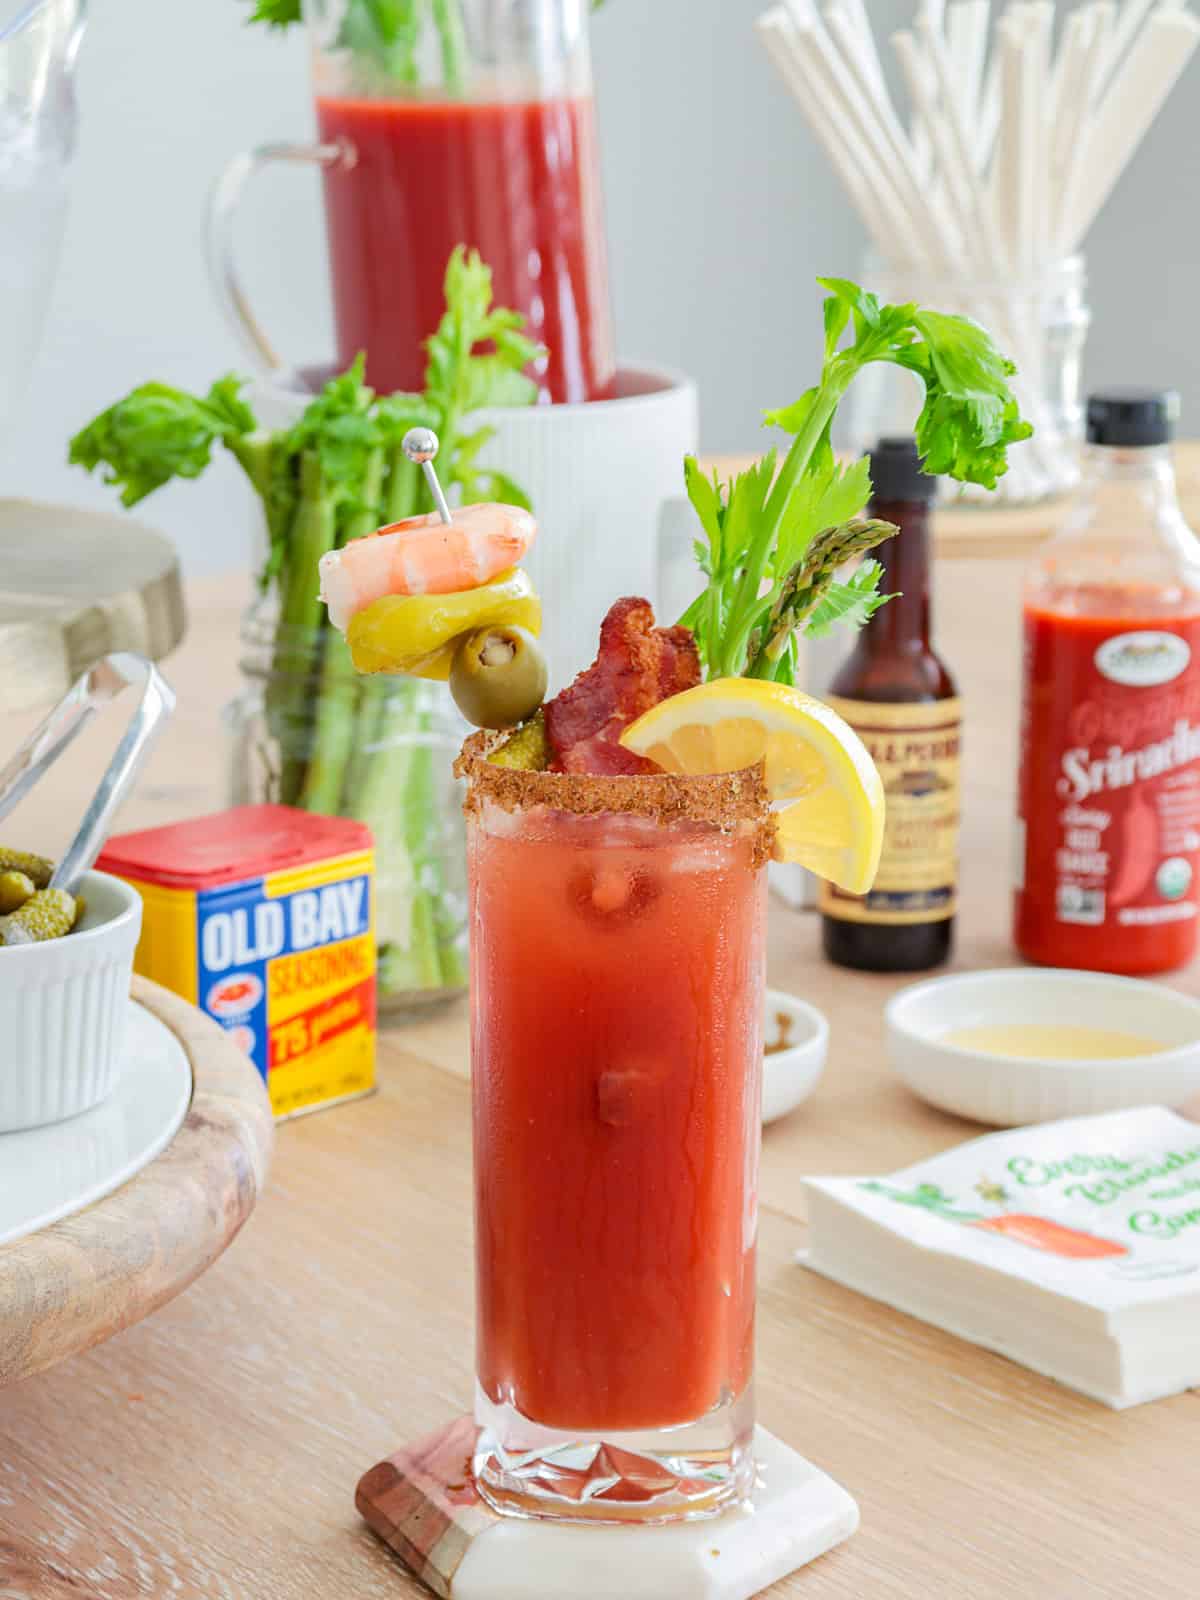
[0,870,142,1132]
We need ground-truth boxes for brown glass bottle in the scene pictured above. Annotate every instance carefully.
[820,438,961,972]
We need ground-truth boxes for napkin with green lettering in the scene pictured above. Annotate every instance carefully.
[801,1106,1200,1407]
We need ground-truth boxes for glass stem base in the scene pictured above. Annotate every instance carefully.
[473,1383,755,1526]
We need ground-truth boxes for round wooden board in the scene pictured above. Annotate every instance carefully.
[0,977,274,1387]
[0,499,187,713]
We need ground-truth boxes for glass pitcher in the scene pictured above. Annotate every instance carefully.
[209,0,615,405]
[0,0,84,443]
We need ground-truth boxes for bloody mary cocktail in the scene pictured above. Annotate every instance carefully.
[460,741,772,1522]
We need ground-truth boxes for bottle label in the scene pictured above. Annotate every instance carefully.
[819,696,961,925]
[1016,612,1200,954]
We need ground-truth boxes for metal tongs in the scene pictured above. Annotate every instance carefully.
[0,653,175,893]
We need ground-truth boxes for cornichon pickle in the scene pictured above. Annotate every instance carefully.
[0,870,36,914]
[0,888,78,946]
[488,709,551,771]
[0,848,53,888]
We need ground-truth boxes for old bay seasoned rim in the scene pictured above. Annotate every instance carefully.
[886,968,1200,1126]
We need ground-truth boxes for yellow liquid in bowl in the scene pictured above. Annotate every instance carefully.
[942,1024,1167,1061]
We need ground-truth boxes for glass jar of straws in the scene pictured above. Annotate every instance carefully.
[850,256,1091,506]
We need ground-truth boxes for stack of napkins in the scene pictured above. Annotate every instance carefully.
[803,1106,1200,1408]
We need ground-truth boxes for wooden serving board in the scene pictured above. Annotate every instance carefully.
[0,977,273,1387]
[0,499,187,713]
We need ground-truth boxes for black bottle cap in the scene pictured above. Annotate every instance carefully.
[1087,389,1179,448]
[868,437,937,505]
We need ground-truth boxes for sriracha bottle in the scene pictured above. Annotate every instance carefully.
[1015,390,1200,974]
[821,438,961,972]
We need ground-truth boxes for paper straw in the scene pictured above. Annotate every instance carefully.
[1049,7,1096,171]
[894,31,975,242]
[907,32,941,180]
[760,8,937,265]
[1025,2,1054,272]
[756,12,901,260]
[803,0,961,266]
[914,12,1011,270]
[821,0,962,264]
[824,0,889,96]
[1052,2,1114,254]
[974,47,1003,168]
[949,0,992,130]
[989,18,1024,268]
[1098,0,1162,88]
[1065,5,1200,247]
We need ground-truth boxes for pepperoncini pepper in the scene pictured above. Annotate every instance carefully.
[347,567,542,679]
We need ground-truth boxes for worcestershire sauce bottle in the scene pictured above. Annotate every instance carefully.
[821,438,961,971]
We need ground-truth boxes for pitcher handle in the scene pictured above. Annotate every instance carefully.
[205,139,353,379]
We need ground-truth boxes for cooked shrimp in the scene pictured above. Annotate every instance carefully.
[320,503,537,632]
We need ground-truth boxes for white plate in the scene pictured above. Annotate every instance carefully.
[764,989,829,1124]
[0,1000,192,1247]
[886,968,1200,1126]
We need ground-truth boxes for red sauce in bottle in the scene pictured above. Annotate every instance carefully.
[1014,391,1200,975]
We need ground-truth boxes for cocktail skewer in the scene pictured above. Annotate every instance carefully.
[403,426,454,527]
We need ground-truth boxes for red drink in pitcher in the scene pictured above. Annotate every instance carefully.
[317,94,615,404]
[1015,391,1200,974]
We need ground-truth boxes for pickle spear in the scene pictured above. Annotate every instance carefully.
[0,888,78,946]
[0,848,53,889]
[0,871,36,914]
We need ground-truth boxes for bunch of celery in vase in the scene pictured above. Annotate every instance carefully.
[70,247,540,1001]
[245,0,609,94]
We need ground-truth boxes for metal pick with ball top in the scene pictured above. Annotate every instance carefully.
[403,427,454,526]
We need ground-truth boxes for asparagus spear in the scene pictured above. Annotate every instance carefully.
[747,519,899,678]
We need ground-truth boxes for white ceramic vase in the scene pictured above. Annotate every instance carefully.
[253,364,699,693]
[472,365,698,687]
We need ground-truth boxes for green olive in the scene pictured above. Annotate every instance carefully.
[450,624,549,729]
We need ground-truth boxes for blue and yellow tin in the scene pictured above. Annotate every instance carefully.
[98,806,376,1119]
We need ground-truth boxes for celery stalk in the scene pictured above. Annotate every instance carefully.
[298,447,386,813]
[270,452,338,805]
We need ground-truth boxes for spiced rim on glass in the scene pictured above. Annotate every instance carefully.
[317,276,1033,1527]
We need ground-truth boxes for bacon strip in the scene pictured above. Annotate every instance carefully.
[544,597,701,775]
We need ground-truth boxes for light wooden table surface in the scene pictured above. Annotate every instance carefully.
[1,543,1196,1600]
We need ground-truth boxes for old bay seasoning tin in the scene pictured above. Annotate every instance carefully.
[97,805,376,1119]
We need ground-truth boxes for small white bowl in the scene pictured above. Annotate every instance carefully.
[763,989,829,1124]
[0,870,143,1132]
[887,967,1200,1126]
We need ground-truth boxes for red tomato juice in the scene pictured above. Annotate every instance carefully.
[316,95,616,405]
[1015,590,1200,974]
[469,806,765,1433]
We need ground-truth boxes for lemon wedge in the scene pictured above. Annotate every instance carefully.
[619,678,885,893]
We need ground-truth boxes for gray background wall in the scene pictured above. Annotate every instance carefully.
[4,0,1197,573]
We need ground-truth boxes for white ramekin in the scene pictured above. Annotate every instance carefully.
[763,989,830,1124]
[886,967,1200,1126]
[0,870,143,1132]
